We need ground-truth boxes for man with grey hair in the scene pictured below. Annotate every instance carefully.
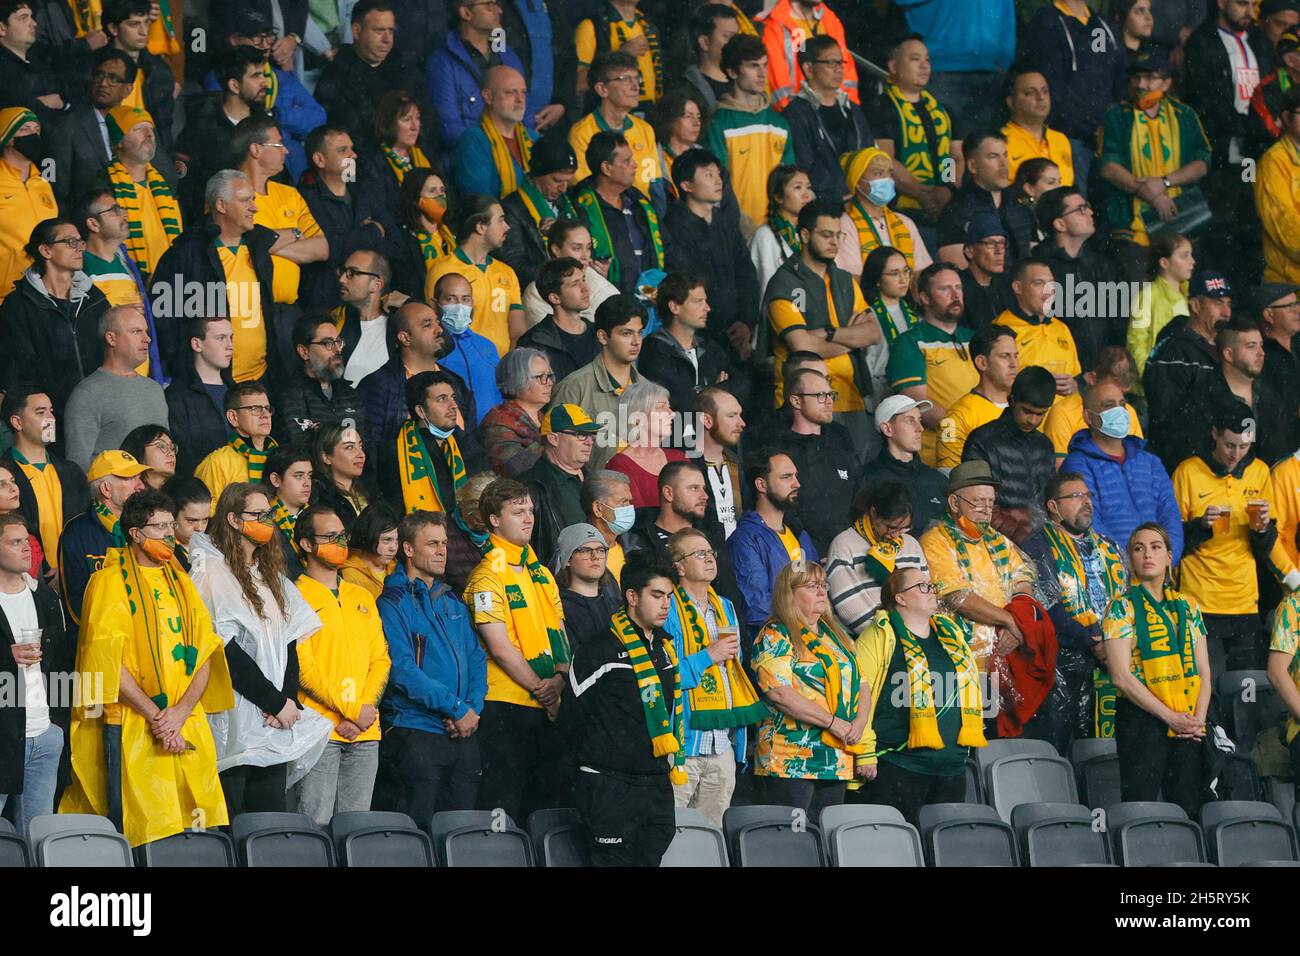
[150,168,282,383]
[63,305,169,471]
[581,469,641,585]
[480,347,554,477]
[273,312,367,442]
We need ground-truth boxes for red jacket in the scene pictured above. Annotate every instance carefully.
[996,593,1058,738]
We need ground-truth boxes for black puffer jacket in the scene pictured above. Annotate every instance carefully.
[961,408,1057,535]
[769,422,860,557]
[636,327,733,414]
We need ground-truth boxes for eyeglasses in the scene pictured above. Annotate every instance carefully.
[1267,300,1300,312]
[882,267,913,279]
[795,390,839,404]
[92,204,125,218]
[811,58,845,67]
[237,404,274,416]
[258,141,288,151]
[532,372,556,384]
[143,520,177,533]
[675,547,717,562]
[338,265,381,280]
[878,520,911,537]
[241,509,273,522]
[560,430,594,441]
[956,494,995,510]
[147,438,179,455]
[795,582,829,594]
[91,70,128,85]
[605,74,642,87]
[310,337,344,351]
[898,581,937,595]
[48,237,86,249]
[312,532,349,544]
[572,545,609,559]
[1052,491,1091,502]
[1063,202,1093,217]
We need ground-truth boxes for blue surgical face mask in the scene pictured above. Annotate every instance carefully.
[1097,406,1130,440]
[440,303,473,334]
[605,503,635,535]
[867,177,897,207]
[426,420,455,440]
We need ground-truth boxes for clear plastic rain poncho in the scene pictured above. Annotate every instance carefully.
[186,533,332,784]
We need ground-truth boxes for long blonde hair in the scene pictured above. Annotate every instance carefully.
[767,561,848,659]
[211,482,287,621]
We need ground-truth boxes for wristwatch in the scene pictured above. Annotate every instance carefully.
[1161,176,1172,190]
[823,326,836,343]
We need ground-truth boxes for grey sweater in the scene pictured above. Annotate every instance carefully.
[64,368,169,471]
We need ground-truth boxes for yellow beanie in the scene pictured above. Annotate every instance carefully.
[840,147,891,196]
[106,105,156,147]
[0,107,37,150]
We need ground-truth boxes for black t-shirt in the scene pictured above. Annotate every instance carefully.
[819,102,857,156]
[705,73,730,102]
[556,323,599,369]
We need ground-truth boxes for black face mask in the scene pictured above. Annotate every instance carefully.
[11,133,43,164]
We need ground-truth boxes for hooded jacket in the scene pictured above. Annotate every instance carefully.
[1183,18,1274,167]
[636,326,733,415]
[1023,2,1125,142]
[858,446,948,539]
[1060,430,1184,564]
[376,565,487,735]
[0,268,110,415]
[781,85,873,204]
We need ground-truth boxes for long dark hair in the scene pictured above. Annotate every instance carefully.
[398,166,449,234]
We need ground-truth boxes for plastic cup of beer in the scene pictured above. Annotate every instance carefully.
[1213,505,1231,534]
[715,624,741,659]
[1248,499,1267,526]
[16,627,41,645]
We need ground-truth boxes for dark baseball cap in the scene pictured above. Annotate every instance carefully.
[1244,283,1300,313]
[963,212,1008,244]
[528,133,578,178]
[1188,270,1232,299]
[1280,29,1300,56]
[1127,44,1172,76]
[1261,0,1300,18]
[231,7,274,36]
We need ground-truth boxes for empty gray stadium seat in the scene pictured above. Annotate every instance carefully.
[661,809,728,867]
[0,818,29,867]
[988,755,1079,821]
[232,812,333,867]
[1106,802,1205,866]
[429,810,531,867]
[138,830,235,867]
[918,803,1018,866]
[1011,802,1110,866]
[1216,670,1285,751]
[1069,738,1122,809]
[330,811,434,867]
[28,814,132,868]
[819,805,923,867]
[1199,801,1298,866]
[526,808,590,868]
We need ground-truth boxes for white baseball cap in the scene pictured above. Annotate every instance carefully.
[874,395,933,431]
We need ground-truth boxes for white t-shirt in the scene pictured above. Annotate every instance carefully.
[344,315,389,387]
[0,585,47,737]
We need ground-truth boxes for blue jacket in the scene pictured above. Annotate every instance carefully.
[377,565,487,734]
[898,0,1015,72]
[1060,431,1184,564]
[452,123,533,198]
[56,510,113,627]
[508,0,554,110]
[662,589,748,762]
[204,66,325,182]
[1023,2,1125,141]
[726,510,818,634]
[440,330,502,427]
[425,31,534,151]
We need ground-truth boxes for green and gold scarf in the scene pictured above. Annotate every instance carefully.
[770,212,801,256]
[480,113,532,197]
[1129,585,1200,738]
[230,435,275,482]
[573,180,664,287]
[515,177,577,230]
[938,512,1014,596]
[887,609,987,750]
[107,160,182,275]
[853,514,903,585]
[269,497,298,549]
[119,543,200,710]
[871,294,920,345]
[93,500,126,548]
[383,144,430,185]
[611,607,686,782]
[671,586,764,730]
[885,83,951,209]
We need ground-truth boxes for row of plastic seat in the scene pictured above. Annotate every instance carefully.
[1,799,1296,866]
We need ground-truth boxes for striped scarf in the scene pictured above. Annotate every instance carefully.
[671,586,764,730]
[853,514,902,585]
[802,621,868,755]
[107,161,182,275]
[230,435,275,482]
[1129,585,1200,738]
[515,177,576,230]
[489,533,570,676]
[573,180,664,287]
[396,418,466,515]
[848,199,915,269]
[887,609,987,750]
[93,501,125,548]
[611,607,686,783]
[1124,99,1183,243]
[262,61,279,112]
[885,84,951,209]
[872,295,920,346]
[938,512,1015,597]
[601,6,663,106]
[770,212,801,256]
[480,113,532,197]
[383,144,430,185]
[269,497,299,549]
[1043,523,1126,737]
[146,0,180,56]
[119,543,200,710]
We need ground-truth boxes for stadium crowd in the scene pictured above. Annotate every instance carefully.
[2,0,1300,867]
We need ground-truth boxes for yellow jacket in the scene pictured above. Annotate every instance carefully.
[0,157,56,300]
[1172,454,1300,614]
[1255,136,1300,285]
[295,575,391,743]
[341,553,392,599]
[194,445,250,514]
[1127,274,1189,388]
[992,309,1082,379]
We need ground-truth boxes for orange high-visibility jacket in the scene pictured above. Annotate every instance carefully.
[760,0,859,108]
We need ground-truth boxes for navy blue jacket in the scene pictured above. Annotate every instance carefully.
[1024,3,1125,143]
[377,565,487,734]
[726,510,817,634]
[56,510,113,626]
[425,30,533,152]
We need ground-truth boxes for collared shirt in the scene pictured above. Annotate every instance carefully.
[424,247,523,358]
[887,320,979,466]
[1002,121,1075,186]
[693,602,733,755]
[993,306,1083,379]
[569,110,662,197]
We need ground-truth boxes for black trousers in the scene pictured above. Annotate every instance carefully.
[1115,699,1207,818]
[376,726,481,826]
[575,769,675,867]
[854,758,965,827]
[759,775,846,821]
[1291,733,1300,803]
[477,701,567,823]
[220,762,289,816]
[1203,612,1264,674]
[1022,649,1094,757]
